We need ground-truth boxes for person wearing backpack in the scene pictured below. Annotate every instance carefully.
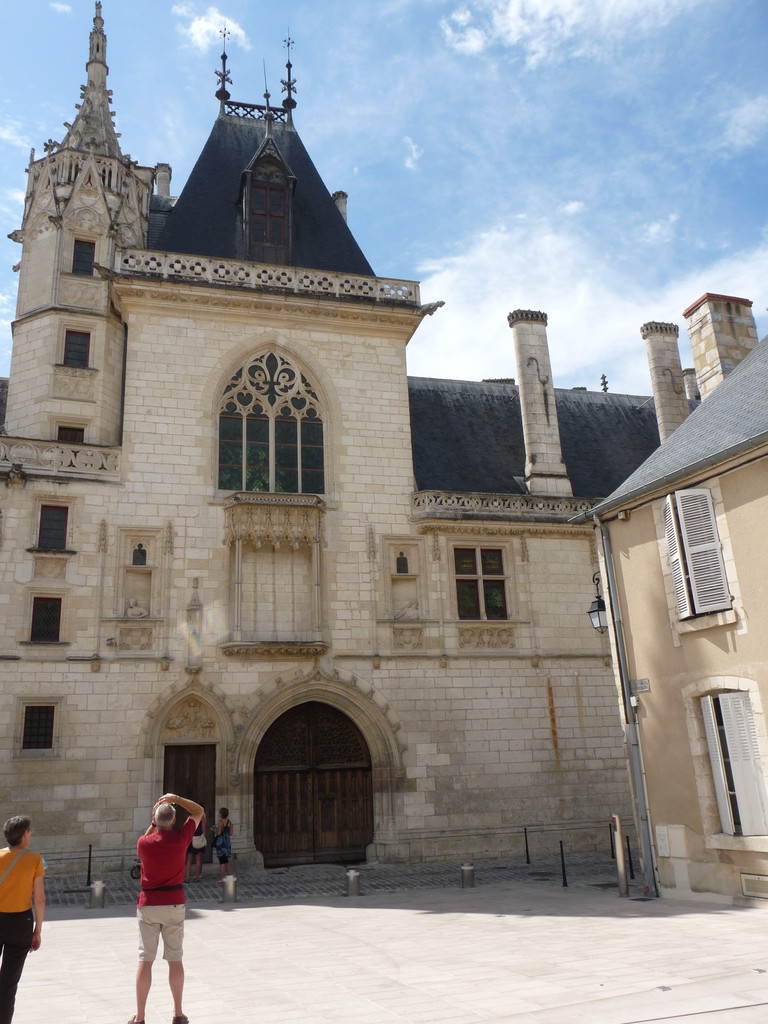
[0,815,45,1024]
[213,808,233,878]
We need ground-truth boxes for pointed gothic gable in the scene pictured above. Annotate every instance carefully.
[152,116,374,276]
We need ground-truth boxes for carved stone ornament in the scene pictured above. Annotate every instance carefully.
[163,698,216,741]
[33,555,67,579]
[457,625,516,649]
[117,625,153,650]
[223,493,324,549]
[53,366,98,402]
[221,640,328,659]
[393,626,424,650]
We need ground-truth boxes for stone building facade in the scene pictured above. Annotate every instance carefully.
[0,5,663,873]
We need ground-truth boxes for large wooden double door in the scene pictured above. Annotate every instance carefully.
[254,702,373,867]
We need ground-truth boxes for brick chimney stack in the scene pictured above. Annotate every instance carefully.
[507,310,572,496]
[683,293,758,400]
[641,321,691,442]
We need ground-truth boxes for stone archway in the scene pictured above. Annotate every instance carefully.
[237,667,405,864]
[254,701,373,866]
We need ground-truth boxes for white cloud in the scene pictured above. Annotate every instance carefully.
[561,200,585,216]
[440,9,488,55]
[720,94,768,153]
[403,136,423,171]
[171,4,251,52]
[408,218,768,395]
[49,3,72,13]
[0,120,31,151]
[442,0,706,65]
[641,213,679,245]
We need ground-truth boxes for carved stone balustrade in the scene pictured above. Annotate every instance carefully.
[411,490,594,524]
[0,436,121,482]
[117,248,421,307]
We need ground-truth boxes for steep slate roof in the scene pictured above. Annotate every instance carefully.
[594,335,768,514]
[408,377,661,500]
[150,116,374,276]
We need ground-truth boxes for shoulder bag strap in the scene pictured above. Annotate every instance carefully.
[0,850,30,888]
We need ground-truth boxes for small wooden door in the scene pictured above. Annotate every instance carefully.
[254,702,373,867]
[163,744,216,855]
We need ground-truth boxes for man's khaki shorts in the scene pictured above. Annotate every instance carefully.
[137,904,186,962]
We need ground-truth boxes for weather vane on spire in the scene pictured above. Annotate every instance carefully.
[281,31,297,118]
[215,25,232,112]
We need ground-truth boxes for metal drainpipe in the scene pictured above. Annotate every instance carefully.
[594,515,659,898]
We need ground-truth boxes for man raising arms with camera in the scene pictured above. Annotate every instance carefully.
[129,793,204,1024]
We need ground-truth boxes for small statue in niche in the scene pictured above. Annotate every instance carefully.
[132,543,147,566]
[396,551,409,574]
[126,597,149,618]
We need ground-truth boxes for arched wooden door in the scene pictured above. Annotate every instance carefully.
[254,702,373,867]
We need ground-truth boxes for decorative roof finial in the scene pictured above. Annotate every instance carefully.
[262,59,274,136]
[215,26,232,113]
[282,32,297,124]
[600,374,609,393]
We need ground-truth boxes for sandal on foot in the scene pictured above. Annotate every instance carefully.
[172,1017,189,1024]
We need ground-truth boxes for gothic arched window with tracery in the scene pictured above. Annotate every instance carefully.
[218,352,325,494]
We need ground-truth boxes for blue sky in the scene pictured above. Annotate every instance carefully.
[1,0,767,394]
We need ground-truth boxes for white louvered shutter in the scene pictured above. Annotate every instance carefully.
[663,495,693,618]
[718,692,768,836]
[675,489,730,615]
[701,695,734,835]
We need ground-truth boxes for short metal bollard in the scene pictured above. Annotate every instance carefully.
[222,875,237,904]
[90,880,105,909]
[346,867,360,897]
[461,863,474,888]
[612,814,629,897]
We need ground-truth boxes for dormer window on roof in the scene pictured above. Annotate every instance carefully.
[243,149,294,264]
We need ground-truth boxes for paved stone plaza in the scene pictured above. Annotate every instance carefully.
[12,854,768,1023]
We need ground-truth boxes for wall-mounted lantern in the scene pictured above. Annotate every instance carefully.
[588,571,609,633]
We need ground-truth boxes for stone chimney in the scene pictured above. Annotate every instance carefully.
[641,321,690,442]
[332,190,348,223]
[683,293,757,400]
[507,310,572,496]
[155,163,172,199]
[682,368,700,401]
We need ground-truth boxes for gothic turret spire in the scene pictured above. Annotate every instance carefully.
[59,1,122,158]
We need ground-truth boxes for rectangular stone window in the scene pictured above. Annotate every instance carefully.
[454,547,508,620]
[72,240,95,275]
[57,426,85,444]
[22,705,55,750]
[63,330,90,367]
[30,597,62,642]
[38,505,68,550]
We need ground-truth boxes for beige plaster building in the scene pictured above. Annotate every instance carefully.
[0,5,663,874]
[592,294,768,902]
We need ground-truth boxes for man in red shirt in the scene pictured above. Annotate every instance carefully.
[129,793,204,1024]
